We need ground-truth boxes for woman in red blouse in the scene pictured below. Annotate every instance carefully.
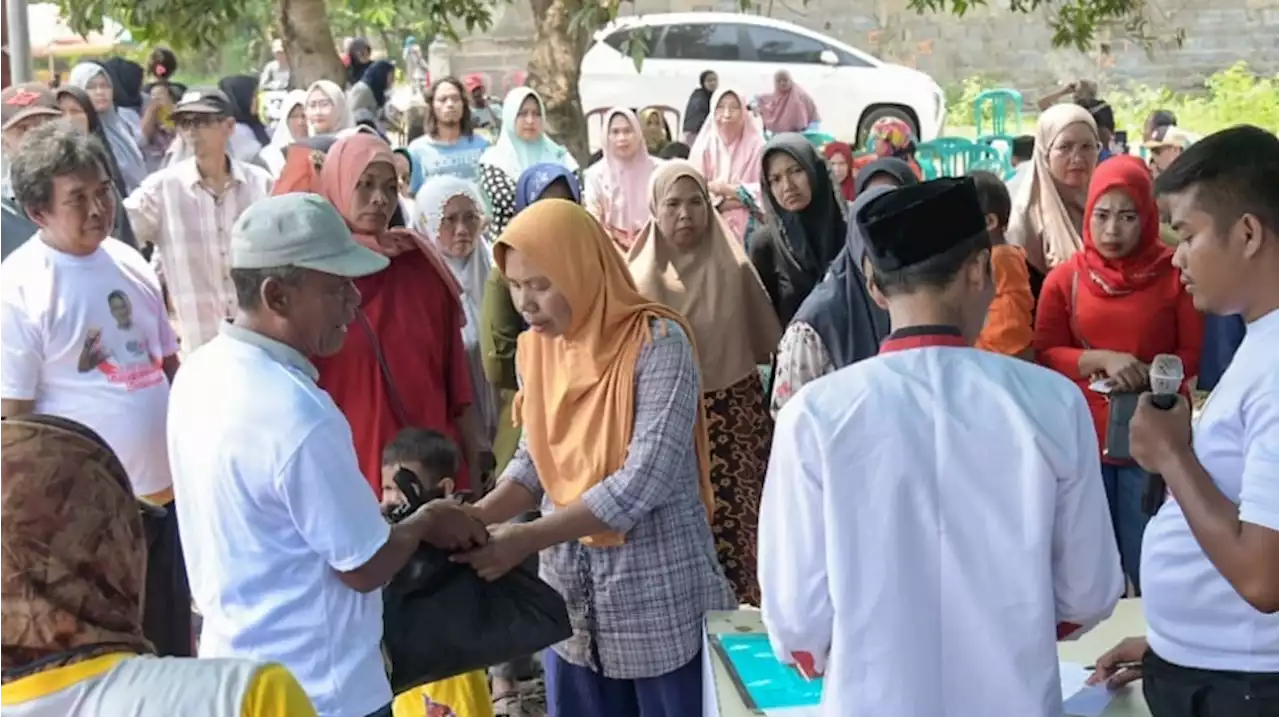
[314,133,483,496]
[1034,155,1204,593]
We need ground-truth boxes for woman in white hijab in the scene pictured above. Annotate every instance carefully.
[413,175,499,447]
[68,62,148,193]
[258,90,308,176]
[304,80,354,136]
[1006,103,1100,290]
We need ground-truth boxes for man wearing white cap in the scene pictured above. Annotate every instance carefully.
[167,193,487,717]
[259,39,292,92]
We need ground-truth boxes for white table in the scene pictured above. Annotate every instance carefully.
[705,599,1150,716]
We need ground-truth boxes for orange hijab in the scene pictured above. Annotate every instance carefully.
[495,200,714,546]
[315,133,462,302]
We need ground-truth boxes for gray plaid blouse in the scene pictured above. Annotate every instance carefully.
[502,318,736,679]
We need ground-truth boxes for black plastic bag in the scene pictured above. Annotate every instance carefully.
[381,471,571,694]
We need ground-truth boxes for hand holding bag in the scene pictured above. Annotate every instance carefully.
[1069,271,1140,461]
[360,311,571,693]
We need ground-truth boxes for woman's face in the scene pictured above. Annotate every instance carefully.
[306,89,336,133]
[85,73,114,114]
[503,247,573,337]
[766,152,812,213]
[657,176,710,250]
[349,161,398,235]
[515,96,543,141]
[286,105,308,140]
[714,93,743,134]
[392,154,412,198]
[703,73,718,93]
[1048,122,1100,190]
[607,113,638,158]
[1089,189,1143,260]
[435,194,483,259]
[774,71,792,92]
[537,178,575,202]
[641,112,665,146]
[828,153,849,183]
[58,96,90,133]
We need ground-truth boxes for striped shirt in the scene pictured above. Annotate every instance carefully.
[124,156,273,355]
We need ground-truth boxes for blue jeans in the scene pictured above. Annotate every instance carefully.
[1101,462,1150,594]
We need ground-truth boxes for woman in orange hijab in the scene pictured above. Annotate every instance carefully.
[456,199,734,714]
[307,133,485,498]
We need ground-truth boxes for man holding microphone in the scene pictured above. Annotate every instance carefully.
[1090,125,1278,716]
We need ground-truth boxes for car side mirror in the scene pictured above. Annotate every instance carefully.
[820,49,839,66]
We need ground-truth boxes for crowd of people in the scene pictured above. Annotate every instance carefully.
[0,41,1275,717]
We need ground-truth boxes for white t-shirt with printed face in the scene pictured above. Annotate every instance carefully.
[1,236,177,499]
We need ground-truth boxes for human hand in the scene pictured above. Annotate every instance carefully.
[707,180,733,198]
[83,328,102,350]
[407,499,488,551]
[149,85,171,106]
[450,522,536,581]
[1129,392,1192,475]
[1085,636,1146,689]
[1100,352,1148,392]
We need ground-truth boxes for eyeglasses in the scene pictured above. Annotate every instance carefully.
[176,115,218,131]
[307,98,334,111]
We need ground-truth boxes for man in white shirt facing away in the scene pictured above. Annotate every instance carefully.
[125,88,273,356]
[0,120,192,658]
[166,193,487,717]
[1090,127,1278,716]
[759,177,1123,717]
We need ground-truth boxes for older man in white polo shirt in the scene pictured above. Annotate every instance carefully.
[167,193,487,717]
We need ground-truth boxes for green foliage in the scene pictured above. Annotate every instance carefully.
[906,0,1152,51]
[944,64,1280,137]
[55,0,498,54]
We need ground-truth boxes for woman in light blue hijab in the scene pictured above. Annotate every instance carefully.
[68,63,148,193]
[477,87,578,237]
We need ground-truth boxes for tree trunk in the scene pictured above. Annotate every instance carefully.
[527,0,590,167]
[277,0,346,89]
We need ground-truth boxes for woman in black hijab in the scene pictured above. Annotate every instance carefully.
[844,157,921,263]
[100,57,145,118]
[746,133,847,326]
[218,75,271,162]
[54,86,138,250]
[681,70,717,143]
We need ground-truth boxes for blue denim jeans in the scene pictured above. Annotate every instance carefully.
[1101,461,1151,594]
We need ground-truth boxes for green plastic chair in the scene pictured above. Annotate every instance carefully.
[802,130,837,149]
[972,89,1024,138]
[916,137,980,177]
[975,135,1016,178]
[914,144,943,180]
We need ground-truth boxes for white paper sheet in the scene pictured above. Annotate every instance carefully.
[1060,661,1118,717]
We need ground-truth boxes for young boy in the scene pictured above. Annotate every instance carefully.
[969,171,1035,360]
[383,427,495,717]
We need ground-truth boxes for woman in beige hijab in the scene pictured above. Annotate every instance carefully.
[1007,104,1100,293]
[627,160,782,606]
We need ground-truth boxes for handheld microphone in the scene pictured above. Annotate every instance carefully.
[1141,354,1184,515]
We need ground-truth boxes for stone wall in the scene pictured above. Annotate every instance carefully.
[446,0,1278,98]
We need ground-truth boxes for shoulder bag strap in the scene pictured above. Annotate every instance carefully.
[356,308,410,429]
[1068,269,1092,350]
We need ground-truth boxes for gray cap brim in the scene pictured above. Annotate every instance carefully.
[295,241,390,278]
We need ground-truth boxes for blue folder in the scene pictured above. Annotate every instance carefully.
[712,633,824,711]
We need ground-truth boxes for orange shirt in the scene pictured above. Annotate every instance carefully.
[976,245,1035,357]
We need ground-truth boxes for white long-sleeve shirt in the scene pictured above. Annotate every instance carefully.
[759,341,1123,717]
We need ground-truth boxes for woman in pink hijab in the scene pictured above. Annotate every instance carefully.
[691,87,766,242]
[757,70,820,134]
[584,107,662,251]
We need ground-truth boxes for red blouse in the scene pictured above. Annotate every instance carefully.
[315,249,474,495]
[1034,264,1203,461]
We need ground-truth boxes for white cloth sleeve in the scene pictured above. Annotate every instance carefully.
[1238,373,1280,531]
[277,416,391,572]
[0,293,42,401]
[759,398,833,673]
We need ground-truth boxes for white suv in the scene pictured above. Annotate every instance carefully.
[579,13,946,151]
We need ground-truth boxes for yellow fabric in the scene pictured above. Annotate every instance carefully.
[241,663,317,717]
[140,485,175,506]
[0,652,130,705]
[392,670,494,717]
[495,199,714,547]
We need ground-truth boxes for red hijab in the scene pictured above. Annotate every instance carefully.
[316,133,462,303]
[823,142,855,201]
[1072,155,1173,297]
